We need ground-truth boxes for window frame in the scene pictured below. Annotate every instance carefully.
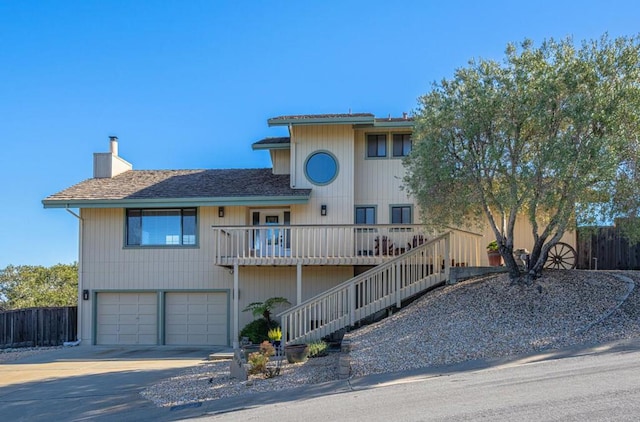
[392,133,412,158]
[303,150,339,186]
[124,207,199,248]
[389,205,413,224]
[354,205,377,225]
[366,134,388,159]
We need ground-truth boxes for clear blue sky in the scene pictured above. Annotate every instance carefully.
[1,1,638,267]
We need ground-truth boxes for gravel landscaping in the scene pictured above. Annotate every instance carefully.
[0,346,62,364]
[141,270,640,407]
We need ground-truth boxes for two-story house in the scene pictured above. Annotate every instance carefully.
[43,113,574,348]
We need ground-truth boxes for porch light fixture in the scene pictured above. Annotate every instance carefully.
[321,204,327,216]
[218,206,225,218]
[83,289,89,300]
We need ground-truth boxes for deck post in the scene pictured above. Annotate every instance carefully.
[444,233,451,281]
[395,261,401,308]
[233,262,239,349]
[296,263,302,305]
[349,282,356,327]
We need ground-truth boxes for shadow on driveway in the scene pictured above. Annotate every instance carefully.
[0,346,226,422]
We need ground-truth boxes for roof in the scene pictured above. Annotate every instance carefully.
[252,136,291,150]
[43,168,311,208]
[268,113,414,128]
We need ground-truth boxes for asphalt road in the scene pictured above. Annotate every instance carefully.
[194,339,640,421]
[2,340,640,421]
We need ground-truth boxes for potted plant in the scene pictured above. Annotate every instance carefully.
[284,343,309,363]
[267,327,282,349]
[487,240,502,266]
[240,297,291,344]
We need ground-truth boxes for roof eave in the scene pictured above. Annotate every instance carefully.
[268,116,376,127]
[353,121,415,129]
[42,194,311,209]
[252,143,291,150]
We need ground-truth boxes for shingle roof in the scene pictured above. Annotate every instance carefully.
[252,137,291,146]
[270,113,374,121]
[43,168,310,206]
[267,113,414,127]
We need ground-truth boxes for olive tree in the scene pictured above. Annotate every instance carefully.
[404,35,640,282]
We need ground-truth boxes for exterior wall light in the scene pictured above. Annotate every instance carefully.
[321,204,327,216]
[218,206,225,218]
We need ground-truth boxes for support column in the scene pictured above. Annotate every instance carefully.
[233,262,239,349]
[296,263,302,305]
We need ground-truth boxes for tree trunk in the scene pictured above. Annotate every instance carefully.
[499,245,521,281]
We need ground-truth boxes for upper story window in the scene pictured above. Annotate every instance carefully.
[391,205,412,224]
[304,151,339,185]
[355,206,376,224]
[367,134,387,158]
[126,208,197,246]
[392,134,412,157]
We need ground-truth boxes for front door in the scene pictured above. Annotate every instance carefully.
[251,209,290,257]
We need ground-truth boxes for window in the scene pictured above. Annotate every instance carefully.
[367,134,387,158]
[355,206,376,224]
[126,208,197,246]
[304,151,339,185]
[391,206,412,224]
[392,134,412,157]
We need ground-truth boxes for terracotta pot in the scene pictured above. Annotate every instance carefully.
[487,251,502,266]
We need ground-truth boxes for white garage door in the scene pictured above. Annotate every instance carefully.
[165,292,228,345]
[96,292,158,345]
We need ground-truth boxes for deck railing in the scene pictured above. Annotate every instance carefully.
[277,229,483,345]
[213,224,448,265]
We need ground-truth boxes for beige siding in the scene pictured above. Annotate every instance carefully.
[80,206,234,344]
[237,266,353,329]
[270,149,291,175]
[476,215,576,265]
[353,129,417,224]
[290,125,354,225]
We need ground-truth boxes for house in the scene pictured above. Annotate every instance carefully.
[43,113,575,348]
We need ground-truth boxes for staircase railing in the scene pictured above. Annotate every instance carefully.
[278,229,482,345]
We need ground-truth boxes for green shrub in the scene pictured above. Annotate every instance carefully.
[240,319,278,344]
[307,340,329,358]
[247,352,268,375]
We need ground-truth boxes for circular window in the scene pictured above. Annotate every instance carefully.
[304,151,339,185]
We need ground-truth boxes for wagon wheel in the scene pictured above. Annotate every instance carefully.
[544,242,577,270]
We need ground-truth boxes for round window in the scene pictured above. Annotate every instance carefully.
[304,151,339,185]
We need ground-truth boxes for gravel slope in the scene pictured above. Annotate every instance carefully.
[141,270,640,407]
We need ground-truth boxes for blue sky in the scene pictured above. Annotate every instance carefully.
[1,1,639,267]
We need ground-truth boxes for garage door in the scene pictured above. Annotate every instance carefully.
[165,292,228,345]
[96,293,158,345]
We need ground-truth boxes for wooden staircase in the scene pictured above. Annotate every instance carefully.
[278,229,482,345]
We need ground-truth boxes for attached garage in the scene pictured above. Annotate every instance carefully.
[96,292,158,345]
[165,292,228,346]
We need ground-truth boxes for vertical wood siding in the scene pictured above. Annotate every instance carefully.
[270,150,291,175]
[353,129,418,224]
[236,266,353,328]
[291,125,354,224]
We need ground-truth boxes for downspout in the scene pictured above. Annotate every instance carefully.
[66,207,83,346]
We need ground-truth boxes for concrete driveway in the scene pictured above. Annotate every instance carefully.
[0,346,226,422]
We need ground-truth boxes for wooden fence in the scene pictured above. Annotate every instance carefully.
[0,307,77,348]
[577,227,640,270]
